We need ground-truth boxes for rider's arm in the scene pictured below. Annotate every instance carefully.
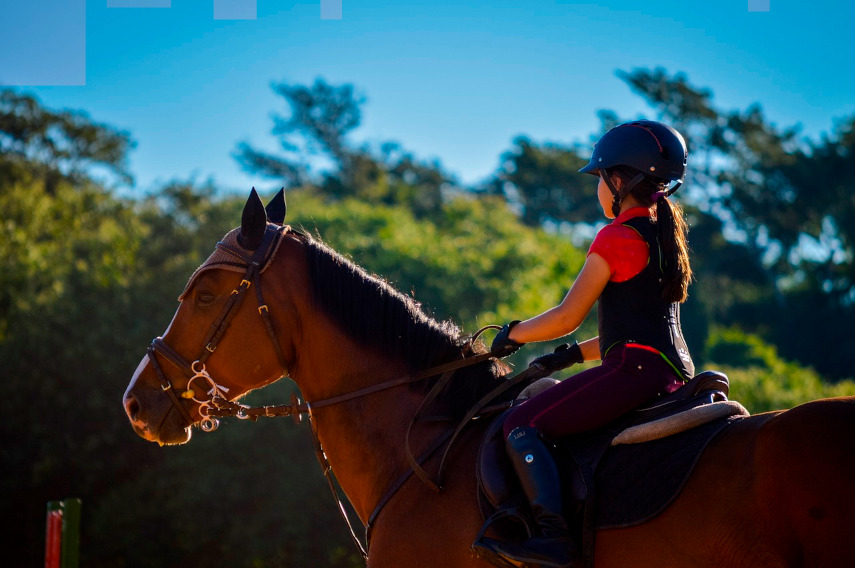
[508,253,611,344]
[578,336,601,362]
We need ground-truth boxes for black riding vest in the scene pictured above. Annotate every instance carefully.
[596,216,694,381]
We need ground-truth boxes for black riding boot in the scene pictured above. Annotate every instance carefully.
[474,426,576,568]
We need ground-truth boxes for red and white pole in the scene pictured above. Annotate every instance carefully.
[44,503,63,568]
[45,499,81,568]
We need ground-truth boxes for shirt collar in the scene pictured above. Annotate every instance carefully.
[611,206,651,225]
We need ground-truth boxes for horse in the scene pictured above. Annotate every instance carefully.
[124,189,855,568]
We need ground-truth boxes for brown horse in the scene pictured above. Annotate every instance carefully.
[124,190,855,568]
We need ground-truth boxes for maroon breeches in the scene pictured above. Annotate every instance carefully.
[503,344,684,438]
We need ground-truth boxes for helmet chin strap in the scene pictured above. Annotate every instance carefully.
[603,170,645,217]
[665,180,683,196]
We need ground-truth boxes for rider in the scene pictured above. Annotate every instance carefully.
[474,120,695,568]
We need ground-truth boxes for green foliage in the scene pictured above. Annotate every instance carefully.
[1,179,147,565]
[487,136,600,228]
[318,144,449,219]
[706,327,855,413]
[0,88,135,189]
[288,190,587,330]
[89,402,357,568]
[271,79,363,164]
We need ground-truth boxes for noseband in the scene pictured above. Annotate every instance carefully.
[146,225,290,432]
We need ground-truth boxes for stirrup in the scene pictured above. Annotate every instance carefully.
[472,507,533,568]
[472,537,532,568]
[474,506,533,542]
[474,536,574,568]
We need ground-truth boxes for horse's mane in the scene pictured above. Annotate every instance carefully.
[301,234,513,419]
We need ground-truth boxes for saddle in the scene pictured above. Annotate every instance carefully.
[474,370,743,568]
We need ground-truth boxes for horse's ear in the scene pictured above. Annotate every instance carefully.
[239,187,268,250]
[265,187,287,225]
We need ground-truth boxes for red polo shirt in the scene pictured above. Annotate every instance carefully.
[587,207,651,282]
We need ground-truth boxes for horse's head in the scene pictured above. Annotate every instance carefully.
[123,189,296,445]
[125,187,509,449]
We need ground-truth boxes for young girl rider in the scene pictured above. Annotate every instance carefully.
[475,120,695,568]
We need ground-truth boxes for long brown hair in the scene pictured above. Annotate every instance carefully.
[609,166,693,303]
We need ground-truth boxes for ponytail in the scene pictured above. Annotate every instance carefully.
[656,196,692,303]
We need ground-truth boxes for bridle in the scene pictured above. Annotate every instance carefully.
[143,222,538,561]
[146,224,290,432]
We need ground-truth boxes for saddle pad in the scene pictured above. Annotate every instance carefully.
[611,400,748,446]
[592,414,741,530]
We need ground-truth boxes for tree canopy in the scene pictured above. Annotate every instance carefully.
[0,89,134,191]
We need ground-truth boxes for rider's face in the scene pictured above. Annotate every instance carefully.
[597,176,615,219]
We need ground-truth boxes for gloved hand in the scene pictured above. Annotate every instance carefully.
[491,321,523,357]
[529,342,584,374]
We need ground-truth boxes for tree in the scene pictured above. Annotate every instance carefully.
[0,178,151,567]
[235,78,364,189]
[286,189,590,338]
[487,136,599,228]
[0,88,135,191]
[235,79,451,218]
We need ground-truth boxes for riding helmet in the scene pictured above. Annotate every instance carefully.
[579,120,688,184]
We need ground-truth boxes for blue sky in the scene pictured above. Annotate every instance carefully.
[2,0,854,195]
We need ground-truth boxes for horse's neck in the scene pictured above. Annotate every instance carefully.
[273,238,457,524]
[291,315,436,524]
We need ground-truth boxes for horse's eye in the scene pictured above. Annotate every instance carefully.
[196,291,216,307]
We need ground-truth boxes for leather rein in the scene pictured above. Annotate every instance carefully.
[145,224,537,562]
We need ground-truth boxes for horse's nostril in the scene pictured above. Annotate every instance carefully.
[124,394,140,421]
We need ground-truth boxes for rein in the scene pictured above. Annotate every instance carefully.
[145,225,537,562]
[203,341,498,421]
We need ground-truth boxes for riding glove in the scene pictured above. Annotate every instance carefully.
[529,342,584,374]
[491,321,523,356]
